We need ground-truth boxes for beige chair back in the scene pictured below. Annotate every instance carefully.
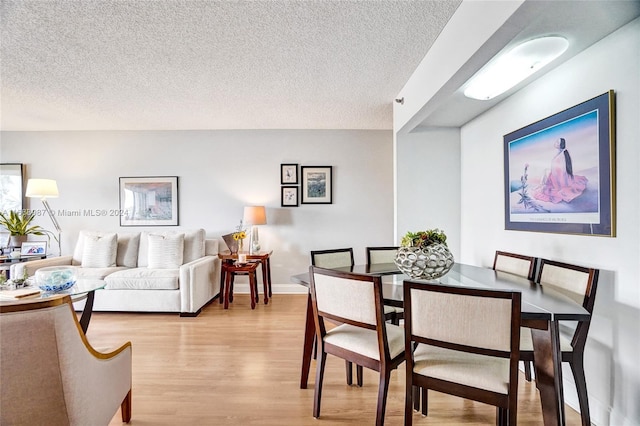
[312,269,377,326]
[310,248,354,269]
[366,246,398,265]
[537,259,598,307]
[407,284,518,352]
[493,250,537,281]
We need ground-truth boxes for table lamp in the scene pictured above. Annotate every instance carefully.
[25,178,62,256]
[243,206,266,254]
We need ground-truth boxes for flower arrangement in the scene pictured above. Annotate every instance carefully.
[232,220,246,242]
[400,228,447,249]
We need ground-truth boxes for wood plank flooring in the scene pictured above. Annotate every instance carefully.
[83,294,583,425]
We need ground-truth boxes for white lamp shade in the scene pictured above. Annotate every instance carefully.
[25,179,59,198]
[243,206,266,225]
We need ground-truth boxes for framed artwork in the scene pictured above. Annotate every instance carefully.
[119,176,179,226]
[281,186,299,207]
[301,166,332,204]
[0,163,24,212]
[504,90,615,236]
[281,163,298,184]
[21,241,47,256]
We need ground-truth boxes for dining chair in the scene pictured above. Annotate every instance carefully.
[309,266,405,426]
[366,246,399,265]
[310,247,355,269]
[493,250,537,281]
[403,281,521,425]
[0,295,132,425]
[366,246,404,326]
[311,247,397,387]
[519,258,599,426]
[492,250,537,380]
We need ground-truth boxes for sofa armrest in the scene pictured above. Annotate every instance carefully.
[10,256,74,278]
[178,255,221,314]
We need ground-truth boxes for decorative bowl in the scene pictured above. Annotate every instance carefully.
[394,243,454,280]
[35,266,77,292]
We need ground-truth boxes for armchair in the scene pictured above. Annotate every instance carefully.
[1,295,132,425]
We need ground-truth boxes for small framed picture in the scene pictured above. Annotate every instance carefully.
[301,166,332,204]
[281,186,299,207]
[281,163,298,185]
[21,241,47,256]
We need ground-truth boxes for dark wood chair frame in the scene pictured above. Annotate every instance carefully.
[310,248,362,386]
[366,246,403,326]
[520,258,599,426]
[403,281,522,426]
[310,247,396,387]
[492,250,538,381]
[309,266,405,426]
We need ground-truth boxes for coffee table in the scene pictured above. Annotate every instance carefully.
[0,279,105,333]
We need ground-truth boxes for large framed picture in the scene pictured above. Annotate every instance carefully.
[504,91,615,236]
[119,176,179,226]
[301,166,332,204]
[281,163,298,184]
[281,186,299,207]
[0,163,24,212]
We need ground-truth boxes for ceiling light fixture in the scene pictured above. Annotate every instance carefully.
[463,36,569,101]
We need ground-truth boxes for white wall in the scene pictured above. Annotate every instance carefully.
[395,128,461,258]
[459,18,640,426]
[0,129,395,291]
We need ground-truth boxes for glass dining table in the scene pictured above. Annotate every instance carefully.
[290,262,590,426]
[0,279,105,333]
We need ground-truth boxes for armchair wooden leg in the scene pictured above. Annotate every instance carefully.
[356,365,363,387]
[121,390,132,423]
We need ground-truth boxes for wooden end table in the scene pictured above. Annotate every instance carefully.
[221,261,260,309]
[218,250,273,305]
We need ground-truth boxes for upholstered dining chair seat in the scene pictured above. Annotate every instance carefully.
[325,323,405,361]
[413,344,511,395]
[519,327,573,352]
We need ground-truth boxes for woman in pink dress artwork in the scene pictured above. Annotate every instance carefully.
[533,137,588,203]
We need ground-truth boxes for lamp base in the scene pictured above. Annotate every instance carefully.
[250,226,260,254]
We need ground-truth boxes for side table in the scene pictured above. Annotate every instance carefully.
[218,250,273,304]
[221,262,260,309]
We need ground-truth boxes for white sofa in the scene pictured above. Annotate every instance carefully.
[10,229,221,316]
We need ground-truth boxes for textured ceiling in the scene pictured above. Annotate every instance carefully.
[0,0,462,131]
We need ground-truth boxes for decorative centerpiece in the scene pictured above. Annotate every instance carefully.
[35,266,76,292]
[394,228,454,280]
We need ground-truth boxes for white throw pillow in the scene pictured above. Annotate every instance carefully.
[81,233,117,268]
[116,233,141,267]
[147,233,184,269]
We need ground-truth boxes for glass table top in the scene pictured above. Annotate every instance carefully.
[0,279,106,304]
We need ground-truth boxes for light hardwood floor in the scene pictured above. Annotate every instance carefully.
[85,294,583,425]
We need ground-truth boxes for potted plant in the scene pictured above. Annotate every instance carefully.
[395,228,454,279]
[0,210,54,249]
